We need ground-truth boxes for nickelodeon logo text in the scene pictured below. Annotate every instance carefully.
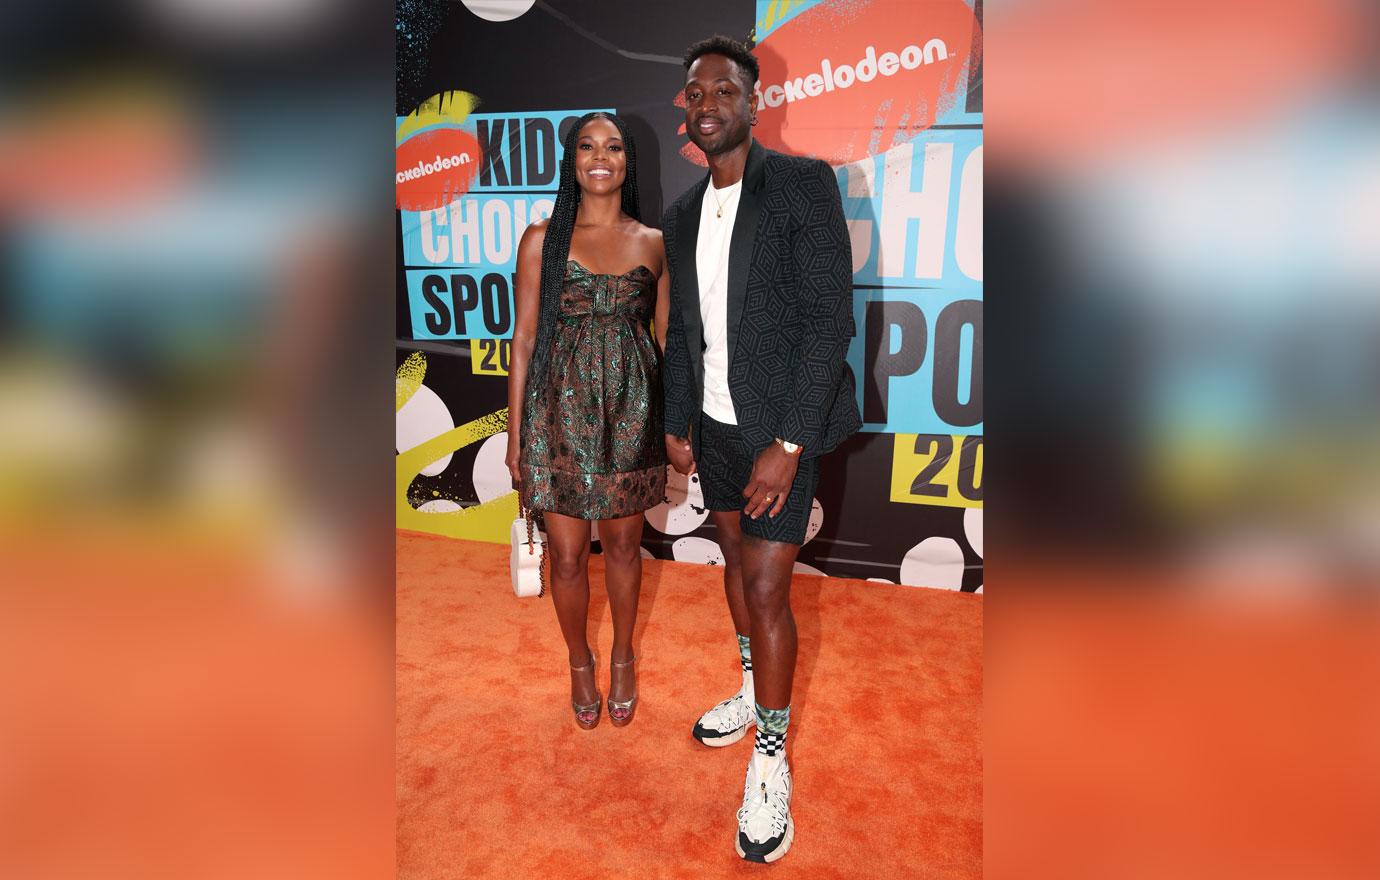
[754,40,952,110]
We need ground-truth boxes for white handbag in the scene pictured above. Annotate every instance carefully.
[509,511,545,598]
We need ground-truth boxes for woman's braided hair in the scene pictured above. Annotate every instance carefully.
[524,111,642,403]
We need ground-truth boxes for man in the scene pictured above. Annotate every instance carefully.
[661,35,861,864]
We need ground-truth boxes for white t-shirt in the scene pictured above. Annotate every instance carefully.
[696,179,742,424]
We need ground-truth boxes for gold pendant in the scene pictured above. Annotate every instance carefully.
[716,207,722,218]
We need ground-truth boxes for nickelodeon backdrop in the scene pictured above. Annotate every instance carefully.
[395,0,983,590]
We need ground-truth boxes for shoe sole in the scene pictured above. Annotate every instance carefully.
[735,814,794,863]
[693,722,752,747]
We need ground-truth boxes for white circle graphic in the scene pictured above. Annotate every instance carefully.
[473,431,512,502]
[803,498,824,544]
[645,466,709,535]
[416,499,462,513]
[396,382,455,477]
[460,0,535,22]
[793,561,827,578]
[672,536,724,566]
[898,537,966,590]
[964,508,984,558]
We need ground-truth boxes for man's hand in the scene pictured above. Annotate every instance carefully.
[665,433,696,475]
[742,443,800,519]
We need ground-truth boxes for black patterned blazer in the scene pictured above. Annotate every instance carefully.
[661,140,861,460]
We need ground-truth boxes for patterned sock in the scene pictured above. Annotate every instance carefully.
[754,703,790,757]
[737,633,753,699]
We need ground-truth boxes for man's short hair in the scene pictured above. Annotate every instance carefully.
[683,35,760,96]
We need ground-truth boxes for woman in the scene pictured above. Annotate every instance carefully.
[506,112,669,729]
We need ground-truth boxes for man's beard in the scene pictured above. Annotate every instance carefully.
[693,120,750,157]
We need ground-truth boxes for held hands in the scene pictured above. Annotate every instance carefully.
[665,433,696,475]
[743,442,800,519]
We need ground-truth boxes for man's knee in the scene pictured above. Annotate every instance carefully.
[744,578,791,623]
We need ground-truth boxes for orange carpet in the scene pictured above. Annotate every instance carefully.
[396,530,982,879]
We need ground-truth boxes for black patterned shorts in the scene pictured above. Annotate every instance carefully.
[697,413,819,545]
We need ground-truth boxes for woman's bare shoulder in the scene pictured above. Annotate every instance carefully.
[630,222,664,267]
[519,218,550,256]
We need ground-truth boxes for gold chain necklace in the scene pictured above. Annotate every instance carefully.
[711,184,736,219]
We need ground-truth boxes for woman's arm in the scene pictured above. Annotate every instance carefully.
[506,220,546,489]
[653,229,670,355]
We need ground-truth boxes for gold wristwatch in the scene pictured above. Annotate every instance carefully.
[775,438,802,455]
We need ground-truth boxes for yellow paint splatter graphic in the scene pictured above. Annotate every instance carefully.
[396,90,479,146]
[758,0,806,31]
[396,351,427,413]
[396,406,515,544]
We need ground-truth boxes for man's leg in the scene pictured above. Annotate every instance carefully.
[732,455,818,864]
[733,536,803,863]
[714,510,752,637]
[739,535,799,712]
[690,513,759,746]
[715,512,757,708]
[691,418,759,747]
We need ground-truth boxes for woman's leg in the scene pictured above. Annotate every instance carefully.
[543,511,597,707]
[598,512,646,705]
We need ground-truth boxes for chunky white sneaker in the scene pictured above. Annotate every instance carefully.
[692,691,755,747]
[736,753,794,863]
